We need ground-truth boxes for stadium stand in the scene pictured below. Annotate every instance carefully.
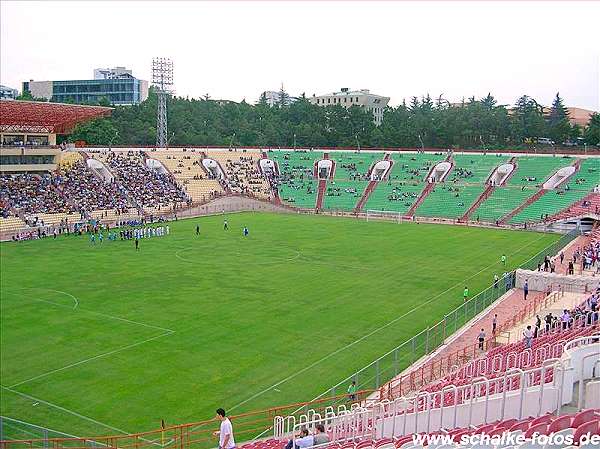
[364,153,440,213]
[509,158,600,224]
[471,186,535,223]
[95,151,188,207]
[332,152,383,181]
[320,152,382,211]
[0,216,27,234]
[208,150,272,199]
[416,185,484,219]
[448,154,509,184]
[269,150,322,209]
[142,151,224,203]
[323,180,369,211]
[471,156,578,223]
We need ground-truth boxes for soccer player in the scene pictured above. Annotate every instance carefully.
[89,233,95,245]
[196,224,200,236]
[166,225,170,235]
[243,226,249,237]
[501,254,507,266]
[463,286,469,302]
[98,232,103,243]
[135,238,139,251]
[224,219,229,231]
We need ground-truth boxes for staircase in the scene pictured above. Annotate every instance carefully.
[499,189,547,224]
[459,184,495,222]
[315,179,327,212]
[406,182,434,217]
[260,151,281,205]
[354,180,378,213]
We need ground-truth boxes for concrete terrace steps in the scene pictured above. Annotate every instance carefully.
[406,182,434,217]
[499,188,548,224]
[315,179,327,211]
[354,180,378,212]
[459,184,495,223]
[500,158,583,224]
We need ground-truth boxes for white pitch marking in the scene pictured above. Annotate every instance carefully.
[9,331,174,388]
[1,385,132,435]
[5,289,174,333]
[226,233,550,412]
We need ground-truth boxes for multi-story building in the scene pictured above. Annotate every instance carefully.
[22,67,148,106]
[309,88,390,125]
[0,85,19,100]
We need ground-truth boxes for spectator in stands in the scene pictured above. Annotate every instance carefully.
[285,428,313,449]
[523,325,534,349]
[534,315,542,338]
[477,328,485,350]
[523,280,529,300]
[214,408,235,449]
[492,314,498,335]
[313,425,329,447]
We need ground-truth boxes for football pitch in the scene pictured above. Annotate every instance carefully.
[0,212,560,438]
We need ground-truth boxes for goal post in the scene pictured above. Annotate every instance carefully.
[365,210,405,223]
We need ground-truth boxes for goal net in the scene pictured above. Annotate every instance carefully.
[365,210,406,223]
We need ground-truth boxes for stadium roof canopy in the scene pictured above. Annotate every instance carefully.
[0,100,113,134]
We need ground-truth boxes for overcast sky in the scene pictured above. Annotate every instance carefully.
[1,1,599,110]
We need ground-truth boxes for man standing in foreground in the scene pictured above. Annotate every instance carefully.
[214,408,235,449]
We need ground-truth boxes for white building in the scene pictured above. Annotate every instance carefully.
[259,90,298,107]
[309,88,390,126]
[0,85,19,100]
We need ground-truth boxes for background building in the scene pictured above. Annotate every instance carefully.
[309,88,390,125]
[259,89,298,107]
[22,67,148,106]
[0,85,18,100]
[93,66,133,80]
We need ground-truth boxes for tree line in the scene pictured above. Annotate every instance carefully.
[27,88,598,148]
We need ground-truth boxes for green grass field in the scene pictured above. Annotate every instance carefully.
[0,212,559,438]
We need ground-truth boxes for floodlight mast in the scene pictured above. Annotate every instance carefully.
[152,58,174,148]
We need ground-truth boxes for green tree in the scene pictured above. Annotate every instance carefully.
[546,93,570,144]
[584,113,600,145]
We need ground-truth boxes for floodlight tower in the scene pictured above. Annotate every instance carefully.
[152,57,174,148]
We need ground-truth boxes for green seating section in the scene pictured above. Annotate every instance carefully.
[390,153,441,182]
[322,180,368,211]
[472,186,537,222]
[269,150,596,220]
[509,158,600,223]
[331,152,383,180]
[507,156,573,187]
[364,182,424,214]
[449,154,509,183]
[319,152,382,211]
[269,150,322,209]
[416,185,485,219]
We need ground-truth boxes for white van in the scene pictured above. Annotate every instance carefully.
[536,137,555,145]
